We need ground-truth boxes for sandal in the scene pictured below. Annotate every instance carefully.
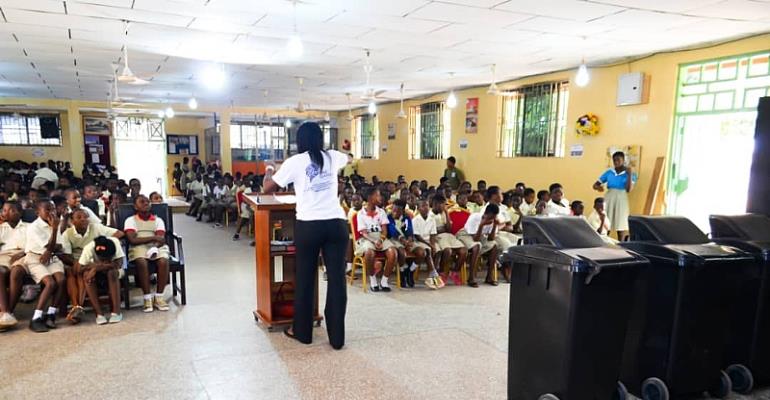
[467,280,479,288]
[66,306,84,324]
[484,278,499,287]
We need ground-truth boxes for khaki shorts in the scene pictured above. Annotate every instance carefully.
[495,231,521,251]
[355,238,396,256]
[435,233,465,251]
[128,244,171,262]
[0,252,25,269]
[457,232,497,255]
[23,253,65,284]
[240,202,253,219]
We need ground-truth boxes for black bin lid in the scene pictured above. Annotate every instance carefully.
[710,214,770,241]
[522,216,606,249]
[628,215,708,244]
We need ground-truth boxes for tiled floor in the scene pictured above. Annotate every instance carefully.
[0,215,768,399]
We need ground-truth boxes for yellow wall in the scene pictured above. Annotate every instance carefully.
[164,116,213,194]
[344,34,770,214]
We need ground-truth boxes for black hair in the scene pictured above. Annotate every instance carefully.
[393,199,407,209]
[93,236,117,259]
[133,194,149,205]
[484,203,500,216]
[36,198,53,210]
[523,188,535,196]
[548,183,563,193]
[612,151,625,159]
[477,180,486,185]
[570,200,583,209]
[361,186,379,201]
[297,122,326,172]
[485,185,500,200]
[447,156,456,164]
[536,190,549,200]
[4,200,22,214]
[51,195,66,207]
[594,197,605,206]
[431,194,446,206]
[71,208,90,218]
[515,182,525,188]
[511,192,522,199]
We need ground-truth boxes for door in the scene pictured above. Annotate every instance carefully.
[84,134,111,167]
[668,51,770,231]
[114,117,168,197]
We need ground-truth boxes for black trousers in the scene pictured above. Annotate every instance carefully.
[293,219,349,348]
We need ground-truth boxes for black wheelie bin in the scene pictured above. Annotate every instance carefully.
[502,216,647,400]
[709,213,770,393]
[619,215,755,400]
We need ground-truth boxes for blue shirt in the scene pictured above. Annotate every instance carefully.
[598,168,637,190]
[387,214,414,239]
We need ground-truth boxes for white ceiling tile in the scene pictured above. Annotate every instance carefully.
[407,2,532,28]
[494,0,625,21]
[328,11,449,34]
[65,3,194,28]
[309,0,431,17]
[510,16,613,35]
[439,0,511,7]
[0,0,63,13]
[592,9,704,29]
[683,0,770,20]
[3,9,125,34]
[68,0,136,7]
[592,0,723,13]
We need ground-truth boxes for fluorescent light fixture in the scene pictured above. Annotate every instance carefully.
[201,64,226,90]
[447,90,458,108]
[287,35,303,59]
[188,97,198,110]
[367,101,376,114]
[575,63,590,87]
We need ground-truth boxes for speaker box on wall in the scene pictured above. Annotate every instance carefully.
[747,97,770,215]
[39,115,59,139]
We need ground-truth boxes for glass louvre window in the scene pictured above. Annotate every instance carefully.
[409,102,450,160]
[499,81,569,158]
[353,115,377,159]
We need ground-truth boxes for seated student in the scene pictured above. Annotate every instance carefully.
[535,200,548,216]
[545,186,571,216]
[405,194,418,216]
[149,192,163,204]
[107,190,128,228]
[443,186,456,207]
[124,195,170,312]
[477,180,487,192]
[456,204,500,287]
[83,184,106,220]
[387,200,442,290]
[519,188,537,216]
[64,189,101,225]
[128,178,142,201]
[355,187,398,292]
[213,176,237,228]
[484,186,518,251]
[59,209,123,323]
[508,193,524,235]
[0,201,26,330]
[23,200,67,332]
[586,198,616,244]
[429,195,466,284]
[413,199,460,287]
[80,236,125,325]
[570,200,584,217]
[347,193,363,220]
[186,174,208,218]
[549,183,570,207]
[514,182,526,196]
[449,192,471,213]
[468,191,484,213]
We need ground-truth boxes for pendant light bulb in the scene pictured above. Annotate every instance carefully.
[165,107,175,118]
[284,118,292,128]
[156,110,166,119]
[447,90,458,108]
[367,101,376,115]
[188,97,198,110]
[575,62,590,87]
[287,35,303,59]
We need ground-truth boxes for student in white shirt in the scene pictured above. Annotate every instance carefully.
[483,186,518,251]
[83,184,106,219]
[545,187,571,217]
[212,175,237,228]
[456,204,500,287]
[519,188,537,216]
[64,189,101,225]
[429,195,467,276]
[355,187,398,292]
[80,236,125,325]
[586,197,617,244]
[23,200,67,333]
[414,199,464,286]
[0,201,26,330]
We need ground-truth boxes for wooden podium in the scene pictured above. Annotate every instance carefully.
[242,193,322,331]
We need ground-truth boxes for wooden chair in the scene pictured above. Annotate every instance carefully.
[347,211,401,292]
[115,203,186,309]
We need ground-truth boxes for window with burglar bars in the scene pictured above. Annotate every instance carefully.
[228,122,287,160]
[353,115,378,159]
[114,117,165,142]
[409,101,450,160]
[0,113,62,146]
[499,81,569,158]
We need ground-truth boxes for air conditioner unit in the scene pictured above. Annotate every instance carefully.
[617,72,645,106]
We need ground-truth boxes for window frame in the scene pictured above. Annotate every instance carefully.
[0,113,63,146]
[229,121,287,161]
[353,114,378,160]
[408,101,451,160]
[498,81,569,158]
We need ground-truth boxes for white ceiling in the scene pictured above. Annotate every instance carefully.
[0,0,769,110]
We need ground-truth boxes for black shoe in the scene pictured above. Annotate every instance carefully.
[399,270,407,288]
[44,314,57,329]
[232,234,240,241]
[195,216,202,222]
[30,318,49,333]
[406,269,415,288]
[370,284,381,292]
[381,285,392,293]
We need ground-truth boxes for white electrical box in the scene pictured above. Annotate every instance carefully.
[617,72,645,106]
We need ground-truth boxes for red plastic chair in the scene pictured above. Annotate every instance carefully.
[448,210,471,235]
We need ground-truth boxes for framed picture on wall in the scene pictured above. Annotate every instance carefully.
[167,134,199,155]
[83,116,112,135]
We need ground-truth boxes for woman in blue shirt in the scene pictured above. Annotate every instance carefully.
[593,151,636,241]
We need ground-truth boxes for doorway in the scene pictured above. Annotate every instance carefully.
[84,134,111,167]
[114,117,168,197]
[668,51,770,231]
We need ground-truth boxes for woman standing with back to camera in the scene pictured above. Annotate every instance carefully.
[262,122,350,350]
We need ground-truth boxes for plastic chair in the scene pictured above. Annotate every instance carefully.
[347,212,400,292]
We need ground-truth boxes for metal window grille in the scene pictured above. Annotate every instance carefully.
[409,101,449,160]
[499,81,569,158]
[0,113,62,146]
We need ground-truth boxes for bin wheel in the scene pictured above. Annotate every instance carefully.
[537,394,559,400]
[707,370,732,399]
[726,364,754,394]
[612,381,629,400]
[641,377,669,400]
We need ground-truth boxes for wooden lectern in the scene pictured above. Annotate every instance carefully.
[242,193,322,331]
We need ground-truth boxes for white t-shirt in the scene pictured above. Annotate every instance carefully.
[356,208,389,240]
[464,213,495,236]
[25,217,65,254]
[272,150,348,221]
[546,201,571,217]
[78,237,125,265]
[412,213,437,239]
[0,221,27,254]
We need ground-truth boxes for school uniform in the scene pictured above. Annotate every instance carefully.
[78,237,126,279]
[429,210,465,250]
[519,201,536,216]
[586,211,618,244]
[467,203,483,214]
[22,217,66,283]
[347,207,362,220]
[457,213,497,255]
[598,168,637,231]
[61,223,119,262]
[545,200,571,217]
[0,221,27,268]
[412,213,438,251]
[68,205,102,225]
[482,203,519,250]
[387,214,431,252]
[355,208,396,256]
[123,213,169,261]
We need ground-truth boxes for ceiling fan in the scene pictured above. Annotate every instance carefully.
[118,21,149,85]
[345,93,354,121]
[360,50,387,101]
[293,77,307,113]
[396,82,407,119]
